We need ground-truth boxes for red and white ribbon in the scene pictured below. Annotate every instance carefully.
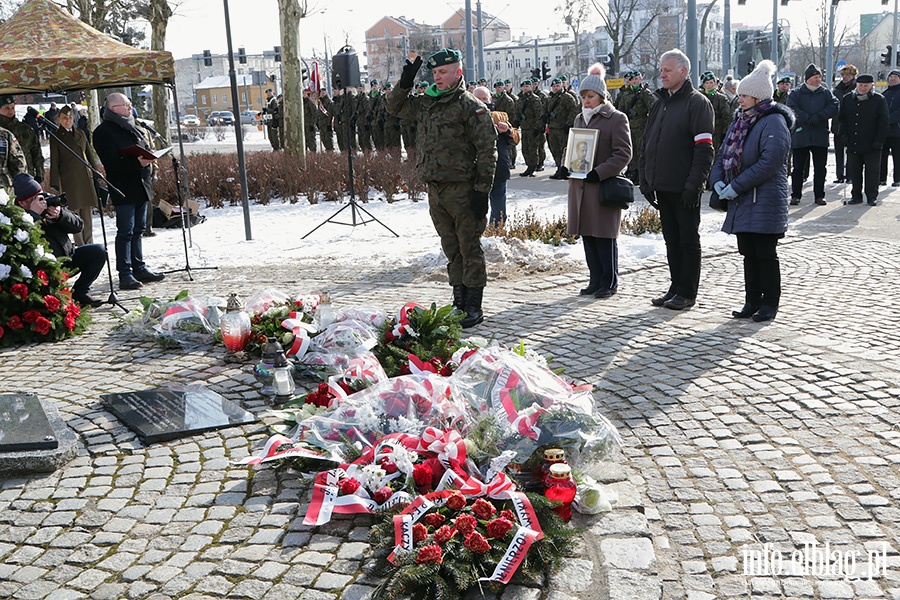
[234,434,330,465]
[281,312,316,358]
[384,302,421,342]
[417,427,466,472]
[491,366,544,440]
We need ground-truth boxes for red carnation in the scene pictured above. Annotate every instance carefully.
[34,317,52,336]
[317,382,329,393]
[339,478,361,495]
[413,523,428,543]
[398,361,411,375]
[43,295,61,312]
[433,525,456,544]
[66,302,80,317]
[464,531,492,554]
[0,324,4,339]
[64,313,76,331]
[472,498,497,520]
[500,509,516,523]
[424,512,446,528]
[445,491,466,511]
[7,316,23,330]
[11,283,28,300]
[486,518,514,539]
[373,486,393,504]
[22,310,41,324]
[337,380,353,393]
[453,513,477,536]
[36,270,48,285]
[439,365,453,377]
[381,460,398,474]
[415,544,443,564]
[413,463,434,489]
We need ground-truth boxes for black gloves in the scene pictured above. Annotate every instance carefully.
[584,169,600,183]
[34,174,43,184]
[640,183,658,208]
[680,188,701,209]
[399,56,423,89]
[470,190,489,216]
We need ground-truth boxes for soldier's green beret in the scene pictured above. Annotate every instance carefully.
[520,80,530,87]
[416,81,429,88]
[777,76,792,84]
[559,74,568,81]
[504,78,511,84]
[0,95,15,106]
[383,81,392,89]
[493,80,504,87]
[478,77,487,84]
[370,79,379,85]
[624,70,635,79]
[631,70,643,79]
[551,77,561,85]
[426,48,462,69]
[700,71,717,83]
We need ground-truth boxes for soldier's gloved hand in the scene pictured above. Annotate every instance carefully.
[640,183,658,208]
[470,190,489,216]
[680,188,701,209]
[399,56,423,89]
[584,169,600,183]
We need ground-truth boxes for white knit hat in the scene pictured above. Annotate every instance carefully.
[579,62,607,96]
[737,60,776,100]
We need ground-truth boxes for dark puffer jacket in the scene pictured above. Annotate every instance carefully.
[710,102,795,236]
[786,84,839,148]
[881,83,900,139]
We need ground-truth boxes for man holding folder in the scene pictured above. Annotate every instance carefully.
[93,93,166,290]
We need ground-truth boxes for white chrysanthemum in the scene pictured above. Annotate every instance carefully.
[355,405,380,431]
[20,265,32,279]
[0,263,11,280]
[389,414,425,435]
[14,228,28,242]
[20,212,34,226]
[389,445,419,475]
[359,464,388,490]
[0,243,6,258]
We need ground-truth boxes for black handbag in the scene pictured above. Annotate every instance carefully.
[598,175,634,210]
[708,190,728,212]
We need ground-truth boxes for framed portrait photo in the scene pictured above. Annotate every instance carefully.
[565,128,600,179]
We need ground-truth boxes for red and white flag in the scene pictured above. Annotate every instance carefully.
[309,61,321,94]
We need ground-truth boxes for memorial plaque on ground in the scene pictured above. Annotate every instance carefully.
[0,392,59,452]
[101,388,257,444]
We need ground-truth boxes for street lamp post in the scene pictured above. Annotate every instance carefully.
[699,0,719,78]
[826,0,839,87]
[687,0,699,86]
[771,0,779,69]
[222,0,252,241]
[724,0,732,74]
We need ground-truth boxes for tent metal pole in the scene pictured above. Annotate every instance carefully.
[169,81,193,246]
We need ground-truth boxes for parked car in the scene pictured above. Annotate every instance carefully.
[206,111,234,126]
[181,114,200,126]
[239,110,259,125]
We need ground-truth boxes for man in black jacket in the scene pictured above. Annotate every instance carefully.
[831,64,857,184]
[13,173,106,307]
[838,74,889,206]
[92,93,165,290]
[881,70,900,187]
[639,49,715,311]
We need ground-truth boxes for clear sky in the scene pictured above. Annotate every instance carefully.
[162,0,882,61]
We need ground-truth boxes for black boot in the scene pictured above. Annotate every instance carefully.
[752,305,778,322]
[452,284,467,312]
[549,166,569,180]
[731,302,761,319]
[460,287,484,329]
[519,166,535,177]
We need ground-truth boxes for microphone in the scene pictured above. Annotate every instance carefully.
[37,115,59,132]
[137,119,164,142]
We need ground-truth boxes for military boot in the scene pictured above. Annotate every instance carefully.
[460,287,484,329]
[519,166,535,177]
[452,284,467,312]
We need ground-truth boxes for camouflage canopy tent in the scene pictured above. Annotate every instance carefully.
[0,0,174,95]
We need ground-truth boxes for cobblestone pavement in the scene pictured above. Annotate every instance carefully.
[1,182,900,600]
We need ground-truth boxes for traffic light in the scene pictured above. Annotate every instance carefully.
[746,60,755,76]
[531,67,540,80]
[273,46,282,62]
[607,52,616,76]
[237,47,247,65]
[541,61,551,80]
[203,49,212,67]
[738,0,745,4]
[781,0,789,5]
[301,67,309,81]
[882,45,893,67]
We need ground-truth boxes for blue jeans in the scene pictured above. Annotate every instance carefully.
[489,178,508,227]
[114,201,147,276]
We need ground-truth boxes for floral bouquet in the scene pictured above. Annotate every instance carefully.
[374,302,466,378]
[119,290,222,348]
[243,289,320,356]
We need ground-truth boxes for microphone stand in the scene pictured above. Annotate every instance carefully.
[39,116,128,313]
[138,121,217,281]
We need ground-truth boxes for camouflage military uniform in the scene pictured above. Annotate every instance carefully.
[303,95,318,152]
[370,91,386,150]
[544,89,578,168]
[493,89,517,166]
[386,77,497,289]
[515,89,546,172]
[773,89,789,105]
[265,95,281,151]
[381,86,402,150]
[317,93,335,151]
[0,113,44,181]
[0,127,27,188]
[356,90,373,151]
[614,84,656,179]
[703,88,734,152]
[533,86,548,166]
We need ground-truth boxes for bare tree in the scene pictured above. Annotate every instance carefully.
[557,0,592,74]
[143,0,177,145]
[589,0,667,75]
[790,0,854,75]
[275,0,321,159]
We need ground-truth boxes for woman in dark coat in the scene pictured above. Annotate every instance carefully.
[563,63,632,298]
[710,60,794,322]
[50,106,103,246]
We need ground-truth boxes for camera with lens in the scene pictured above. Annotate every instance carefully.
[43,192,67,208]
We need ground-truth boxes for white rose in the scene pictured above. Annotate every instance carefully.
[0,263,11,280]
[20,265,33,279]
[14,228,28,242]
[20,212,34,226]
[573,476,615,514]
[0,243,7,259]
[0,213,11,226]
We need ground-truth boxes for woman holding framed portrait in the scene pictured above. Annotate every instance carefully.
[563,63,632,298]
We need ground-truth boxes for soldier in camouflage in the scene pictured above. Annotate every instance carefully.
[514,79,545,177]
[263,89,281,151]
[531,79,548,169]
[356,84,373,152]
[0,96,45,181]
[381,82,402,151]
[0,126,27,190]
[546,78,579,179]
[387,48,497,329]
[560,74,579,103]
[614,71,656,182]
[700,71,733,153]
[302,89,317,152]
[493,80,517,167]
[774,76,791,104]
[369,81,386,150]
[317,89,335,152]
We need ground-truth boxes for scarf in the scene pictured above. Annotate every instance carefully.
[720,98,773,181]
[581,104,603,124]
[102,108,138,134]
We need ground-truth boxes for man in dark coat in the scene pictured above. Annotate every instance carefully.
[881,69,900,187]
[786,64,840,205]
[92,93,165,290]
[640,49,715,311]
[263,89,281,151]
[838,74,889,206]
[13,173,107,307]
[0,95,45,182]
[831,64,857,183]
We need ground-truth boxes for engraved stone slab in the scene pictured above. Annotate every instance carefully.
[101,388,257,444]
[0,392,58,452]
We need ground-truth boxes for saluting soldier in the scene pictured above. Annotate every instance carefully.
[317,89,335,151]
[504,79,516,101]
[700,71,733,152]
[560,74,579,103]
[546,78,579,179]
[614,71,656,182]
[387,49,497,329]
[302,89,318,152]
[515,79,545,177]
[0,95,45,181]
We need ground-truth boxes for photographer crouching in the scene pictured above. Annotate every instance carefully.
[13,173,107,308]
